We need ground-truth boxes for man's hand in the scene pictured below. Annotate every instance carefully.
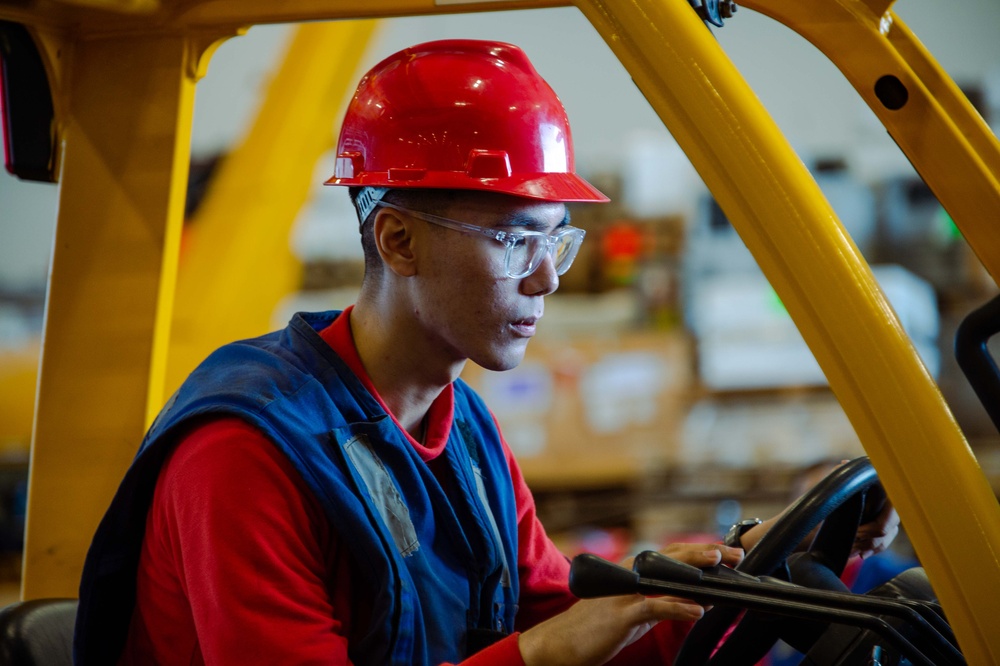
[852,501,899,559]
[518,593,701,666]
[518,544,743,666]
[740,499,901,559]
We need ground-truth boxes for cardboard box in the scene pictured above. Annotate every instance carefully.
[461,330,693,488]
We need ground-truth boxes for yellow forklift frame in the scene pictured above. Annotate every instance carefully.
[1,0,998,662]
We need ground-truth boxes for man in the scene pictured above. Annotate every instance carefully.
[76,40,896,665]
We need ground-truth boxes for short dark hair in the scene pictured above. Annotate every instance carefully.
[348,187,457,285]
[348,186,381,283]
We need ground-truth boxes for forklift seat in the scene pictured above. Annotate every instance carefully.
[0,598,77,666]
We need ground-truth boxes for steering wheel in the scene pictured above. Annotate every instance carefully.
[671,456,883,665]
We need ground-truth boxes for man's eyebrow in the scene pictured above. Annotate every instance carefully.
[501,209,572,230]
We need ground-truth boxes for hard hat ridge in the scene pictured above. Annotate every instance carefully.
[325,39,608,204]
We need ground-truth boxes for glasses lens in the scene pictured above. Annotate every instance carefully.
[505,229,585,278]
[506,234,545,279]
[553,229,583,275]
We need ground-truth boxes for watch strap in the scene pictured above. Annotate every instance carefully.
[724,518,763,549]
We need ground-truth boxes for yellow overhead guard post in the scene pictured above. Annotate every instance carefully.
[741,0,1000,286]
[165,19,378,399]
[17,28,235,601]
[572,0,1000,663]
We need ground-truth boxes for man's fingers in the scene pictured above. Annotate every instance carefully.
[717,545,745,567]
[662,543,744,568]
[853,529,898,557]
[851,502,900,558]
[637,596,705,622]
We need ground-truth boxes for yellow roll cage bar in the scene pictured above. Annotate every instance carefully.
[2,0,998,662]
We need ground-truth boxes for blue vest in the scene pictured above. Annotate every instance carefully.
[75,311,521,665]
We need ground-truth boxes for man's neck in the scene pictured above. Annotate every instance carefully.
[349,300,462,439]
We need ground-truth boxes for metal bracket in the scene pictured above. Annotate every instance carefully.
[689,0,738,27]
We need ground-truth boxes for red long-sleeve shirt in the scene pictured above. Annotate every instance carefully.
[120,309,690,664]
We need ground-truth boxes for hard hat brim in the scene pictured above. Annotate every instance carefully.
[324,171,609,204]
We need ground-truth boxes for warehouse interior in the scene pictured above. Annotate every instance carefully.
[1,0,999,661]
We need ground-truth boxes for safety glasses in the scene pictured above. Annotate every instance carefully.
[375,201,586,279]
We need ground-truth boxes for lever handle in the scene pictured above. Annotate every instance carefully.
[569,553,640,598]
[632,550,704,583]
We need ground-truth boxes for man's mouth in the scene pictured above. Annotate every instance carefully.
[511,317,539,336]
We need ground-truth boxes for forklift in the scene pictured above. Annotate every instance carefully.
[1,0,998,662]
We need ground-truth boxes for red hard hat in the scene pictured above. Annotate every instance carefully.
[324,39,608,203]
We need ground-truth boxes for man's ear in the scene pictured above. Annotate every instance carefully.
[373,208,418,277]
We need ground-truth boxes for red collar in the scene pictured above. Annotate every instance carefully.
[319,306,453,461]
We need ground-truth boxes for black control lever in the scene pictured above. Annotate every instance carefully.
[955,292,1000,435]
[569,553,961,666]
[636,551,958,657]
[636,550,960,665]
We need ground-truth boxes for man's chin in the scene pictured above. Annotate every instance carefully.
[474,347,528,373]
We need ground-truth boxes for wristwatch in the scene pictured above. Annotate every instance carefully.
[723,518,763,549]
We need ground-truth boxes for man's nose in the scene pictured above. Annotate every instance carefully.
[520,251,559,296]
